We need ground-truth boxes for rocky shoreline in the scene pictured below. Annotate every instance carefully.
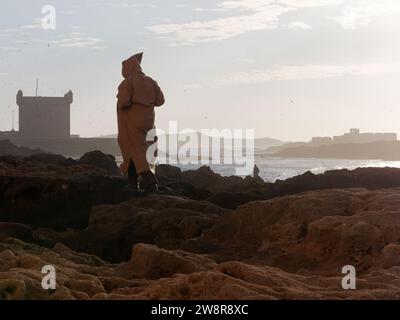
[2,142,400,299]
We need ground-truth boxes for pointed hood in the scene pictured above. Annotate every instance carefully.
[122,52,144,78]
[133,52,143,64]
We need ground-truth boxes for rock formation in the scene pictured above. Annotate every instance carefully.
[0,140,45,157]
[2,144,400,299]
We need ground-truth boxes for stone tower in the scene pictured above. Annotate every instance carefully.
[16,90,73,139]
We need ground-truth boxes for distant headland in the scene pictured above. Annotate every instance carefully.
[267,129,400,160]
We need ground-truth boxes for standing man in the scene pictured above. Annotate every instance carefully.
[253,164,260,179]
[116,52,165,192]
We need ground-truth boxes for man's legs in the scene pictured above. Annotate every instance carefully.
[127,159,138,188]
[130,127,159,192]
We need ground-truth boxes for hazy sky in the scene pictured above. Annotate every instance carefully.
[1,0,400,141]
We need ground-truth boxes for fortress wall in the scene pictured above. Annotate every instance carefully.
[9,137,121,157]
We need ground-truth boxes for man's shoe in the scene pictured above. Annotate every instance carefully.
[138,171,159,193]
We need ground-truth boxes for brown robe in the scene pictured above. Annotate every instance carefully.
[117,53,165,175]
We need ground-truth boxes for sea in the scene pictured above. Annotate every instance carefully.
[115,155,400,183]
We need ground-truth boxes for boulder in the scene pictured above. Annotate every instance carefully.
[35,195,226,262]
[115,243,217,279]
[78,151,121,176]
[0,223,33,242]
[156,164,182,180]
[0,154,130,230]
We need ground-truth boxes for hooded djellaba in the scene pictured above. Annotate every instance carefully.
[116,52,165,192]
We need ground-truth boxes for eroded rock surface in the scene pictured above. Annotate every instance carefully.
[2,238,400,300]
[2,143,400,300]
[188,188,400,276]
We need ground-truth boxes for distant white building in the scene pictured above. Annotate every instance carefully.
[309,129,397,146]
[333,128,397,144]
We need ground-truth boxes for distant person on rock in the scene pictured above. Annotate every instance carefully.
[253,164,260,179]
[116,52,165,192]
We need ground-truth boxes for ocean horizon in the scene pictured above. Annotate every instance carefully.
[115,155,400,182]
